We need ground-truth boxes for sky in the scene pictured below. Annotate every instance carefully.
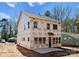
[0,2,79,22]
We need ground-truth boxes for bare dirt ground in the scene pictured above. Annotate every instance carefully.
[0,43,23,57]
[0,43,79,57]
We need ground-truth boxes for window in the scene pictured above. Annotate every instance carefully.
[28,22,30,28]
[28,37,29,41]
[56,37,58,44]
[47,23,50,30]
[53,24,57,30]
[43,37,46,44]
[34,21,38,28]
[34,37,38,44]
[24,24,26,30]
[53,38,55,44]
[39,37,42,43]
[59,37,61,43]
[22,37,25,41]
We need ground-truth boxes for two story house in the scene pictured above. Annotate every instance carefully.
[17,11,61,49]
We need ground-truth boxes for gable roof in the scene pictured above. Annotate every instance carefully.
[17,11,61,28]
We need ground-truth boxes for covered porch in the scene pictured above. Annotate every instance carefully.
[31,32,61,49]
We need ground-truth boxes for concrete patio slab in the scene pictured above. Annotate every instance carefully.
[33,48,63,54]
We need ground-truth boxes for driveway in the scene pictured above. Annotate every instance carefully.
[0,43,23,57]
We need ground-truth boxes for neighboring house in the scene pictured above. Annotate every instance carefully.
[17,11,61,49]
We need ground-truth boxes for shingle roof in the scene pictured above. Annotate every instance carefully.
[22,11,60,23]
[17,11,61,28]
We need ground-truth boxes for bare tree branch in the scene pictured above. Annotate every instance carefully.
[51,5,72,21]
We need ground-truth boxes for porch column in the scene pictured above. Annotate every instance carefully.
[42,38,43,44]
[37,38,39,45]
[55,38,56,44]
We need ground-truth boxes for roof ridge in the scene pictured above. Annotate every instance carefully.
[21,11,60,23]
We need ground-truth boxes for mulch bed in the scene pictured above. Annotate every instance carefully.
[17,45,79,57]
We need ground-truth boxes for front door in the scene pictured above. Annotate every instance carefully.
[49,37,51,47]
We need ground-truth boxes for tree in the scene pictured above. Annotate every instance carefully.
[44,6,72,21]
[44,10,51,17]
[1,18,9,41]
[0,18,17,42]
[44,6,72,33]
[71,18,77,33]
[51,6,72,21]
[12,20,17,37]
[62,17,72,32]
[74,15,79,33]
[8,19,17,38]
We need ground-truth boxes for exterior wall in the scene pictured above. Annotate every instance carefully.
[17,12,61,49]
[30,19,49,49]
[29,17,61,49]
[17,13,31,49]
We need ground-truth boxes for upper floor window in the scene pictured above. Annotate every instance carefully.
[53,24,57,30]
[28,22,30,29]
[22,37,25,41]
[47,23,50,30]
[24,24,26,30]
[28,37,29,41]
[34,21,38,28]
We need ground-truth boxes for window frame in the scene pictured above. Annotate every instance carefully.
[43,37,46,44]
[28,37,29,41]
[22,37,25,41]
[53,24,58,30]
[28,22,30,29]
[39,37,42,44]
[53,37,55,44]
[56,37,58,44]
[59,37,61,43]
[24,24,26,30]
[47,23,50,30]
[34,37,38,44]
[34,21,38,28]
